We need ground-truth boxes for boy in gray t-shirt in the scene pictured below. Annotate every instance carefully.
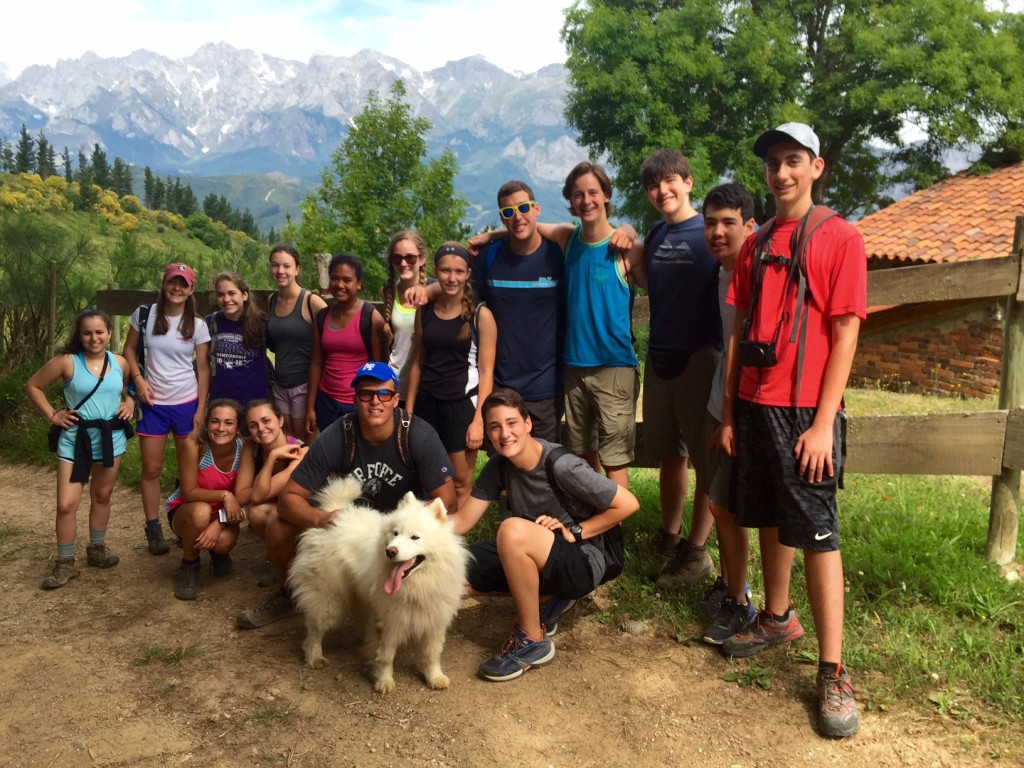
[452,388,639,683]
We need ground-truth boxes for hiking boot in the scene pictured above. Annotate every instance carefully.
[696,577,752,620]
[721,603,805,658]
[41,556,79,590]
[541,598,577,638]
[703,596,757,645]
[256,560,279,588]
[236,591,298,629]
[478,626,556,682]
[653,528,682,564]
[817,669,861,738]
[145,524,170,556]
[210,551,233,578]
[656,539,713,590]
[86,543,120,568]
[174,562,201,601]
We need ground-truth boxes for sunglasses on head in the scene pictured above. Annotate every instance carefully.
[356,388,398,403]
[389,252,420,266]
[499,200,537,220]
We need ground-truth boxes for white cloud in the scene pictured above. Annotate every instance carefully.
[1,0,573,77]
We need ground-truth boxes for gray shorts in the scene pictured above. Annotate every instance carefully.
[641,346,719,474]
[700,410,733,507]
[273,382,309,421]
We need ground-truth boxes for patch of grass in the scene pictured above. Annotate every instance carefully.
[723,664,773,690]
[246,705,297,726]
[132,647,166,666]
[164,645,199,666]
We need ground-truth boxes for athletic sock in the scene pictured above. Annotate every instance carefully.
[818,660,843,677]
[89,528,105,545]
[772,607,792,622]
[182,557,200,568]
[57,543,75,559]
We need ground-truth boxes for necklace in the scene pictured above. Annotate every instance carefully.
[86,354,105,373]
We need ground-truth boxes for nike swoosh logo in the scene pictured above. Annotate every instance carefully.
[814,532,833,541]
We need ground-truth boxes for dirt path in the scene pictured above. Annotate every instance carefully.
[0,463,1012,767]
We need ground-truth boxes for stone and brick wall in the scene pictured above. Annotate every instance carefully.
[850,302,1003,399]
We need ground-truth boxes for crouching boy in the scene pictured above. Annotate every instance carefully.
[452,388,639,682]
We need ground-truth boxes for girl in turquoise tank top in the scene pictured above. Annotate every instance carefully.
[25,310,134,590]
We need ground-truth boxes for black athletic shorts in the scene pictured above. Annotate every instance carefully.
[468,533,594,599]
[729,399,844,552]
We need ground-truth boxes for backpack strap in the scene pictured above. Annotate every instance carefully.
[483,242,500,281]
[340,408,414,475]
[316,306,330,350]
[207,311,221,378]
[137,304,151,374]
[341,411,357,474]
[359,301,374,357]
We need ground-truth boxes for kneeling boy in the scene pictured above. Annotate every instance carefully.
[452,388,639,681]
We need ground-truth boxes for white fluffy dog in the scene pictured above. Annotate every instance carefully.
[288,476,469,693]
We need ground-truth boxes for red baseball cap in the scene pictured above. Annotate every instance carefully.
[163,263,196,287]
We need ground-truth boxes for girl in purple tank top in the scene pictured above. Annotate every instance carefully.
[208,272,271,407]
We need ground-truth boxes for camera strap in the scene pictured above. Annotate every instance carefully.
[744,205,838,403]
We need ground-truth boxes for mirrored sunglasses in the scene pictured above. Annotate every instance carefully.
[499,201,537,220]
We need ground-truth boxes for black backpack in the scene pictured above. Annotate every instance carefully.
[500,445,626,584]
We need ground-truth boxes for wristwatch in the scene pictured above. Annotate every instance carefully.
[569,523,584,543]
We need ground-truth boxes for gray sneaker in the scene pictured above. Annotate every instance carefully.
[653,528,682,564]
[656,539,713,590]
[41,556,80,590]
[175,562,201,601]
[236,591,298,629]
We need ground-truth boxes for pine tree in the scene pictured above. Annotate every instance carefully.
[111,157,134,197]
[90,144,110,190]
[62,147,73,183]
[152,177,166,210]
[1,140,14,172]
[36,132,57,179]
[143,167,155,208]
[14,125,35,174]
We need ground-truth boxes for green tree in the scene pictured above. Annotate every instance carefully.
[90,144,110,190]
[292,79,469,293]
[111,157,134,197]
[61,147,73,183]
[36,132,57,179]
[143,166,155,207]
[1,140,14,173]
[14,125,35,174]
[561,0,1024,223]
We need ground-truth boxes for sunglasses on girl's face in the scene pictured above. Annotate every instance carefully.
[389,252,420,265]
[356,388,399,403]
[499,201,537,219]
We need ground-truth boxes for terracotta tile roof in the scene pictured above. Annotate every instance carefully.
[855,162,1024,264]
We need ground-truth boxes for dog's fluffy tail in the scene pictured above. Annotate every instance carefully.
[311,475,363,514]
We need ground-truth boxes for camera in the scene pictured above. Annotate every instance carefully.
[738,340,777,368]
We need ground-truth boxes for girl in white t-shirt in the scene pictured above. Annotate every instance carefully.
[123,263,211,555]
[381,230,428,403]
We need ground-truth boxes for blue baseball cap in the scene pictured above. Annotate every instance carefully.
[351,361,399,388]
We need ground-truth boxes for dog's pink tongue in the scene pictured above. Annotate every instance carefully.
[385,561,414,595]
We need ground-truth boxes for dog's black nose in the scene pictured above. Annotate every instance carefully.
[386,547,397,559]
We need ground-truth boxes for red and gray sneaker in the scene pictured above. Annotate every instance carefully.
[817,669,861,738]
[720,602,804,658]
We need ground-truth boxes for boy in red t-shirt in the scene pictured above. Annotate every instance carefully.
[717,123,866,738]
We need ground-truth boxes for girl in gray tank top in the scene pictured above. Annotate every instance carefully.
[267,289,313,389]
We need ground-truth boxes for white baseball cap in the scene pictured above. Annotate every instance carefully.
[753,122,820,158]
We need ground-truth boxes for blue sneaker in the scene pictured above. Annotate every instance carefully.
[479,626,556,682]
[696,578,752,620]
[540,598,577,637]
[703,596,757,645]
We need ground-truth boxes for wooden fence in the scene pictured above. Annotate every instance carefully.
[94,217,1024,564]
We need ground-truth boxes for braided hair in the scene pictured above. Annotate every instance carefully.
[382,230,428,340]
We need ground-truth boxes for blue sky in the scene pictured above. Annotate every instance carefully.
[1,0,575,78]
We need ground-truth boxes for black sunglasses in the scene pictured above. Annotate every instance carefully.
[356,389,398,403]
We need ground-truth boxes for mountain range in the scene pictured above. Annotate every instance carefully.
[0,44,584,232]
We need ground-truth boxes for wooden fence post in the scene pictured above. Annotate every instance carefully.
[108,282,121,352]
[987,215,1024,564]
[47,260,57,359]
